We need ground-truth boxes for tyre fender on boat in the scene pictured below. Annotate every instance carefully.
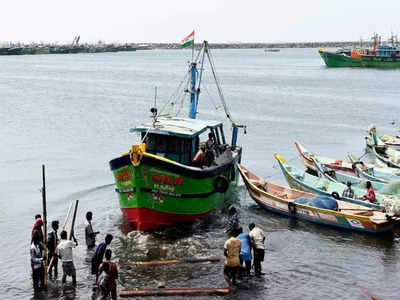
[288,202,296,215]
[214,176,229,193]
[331,191,341,200]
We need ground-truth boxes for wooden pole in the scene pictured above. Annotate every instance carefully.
[47,201,74,274]
[119,256,220,268]
[120,287,230,297]
[42,164,48,286]
[69,200,79,240]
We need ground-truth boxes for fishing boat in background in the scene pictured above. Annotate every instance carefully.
[318,48,361,67]
[295,141,354,173]
[274,153,384,210]
[109,39,246,231]
[360,34,400,68]
[295,141,400,179]
[311,156,386,190]
[366,126,400,169]
[238,164,397,234]
[348,154,400,183]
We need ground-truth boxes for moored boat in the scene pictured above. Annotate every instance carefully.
[318,48,361,67]
[295,141,400,179]
[274,153,384,210]
[109,40,245,231]
[348,154,400,183]
[311,156,387,191]
[295,141,354,173]
[366,128,400,169]
[238,164,397,234]
[360,45,400,68]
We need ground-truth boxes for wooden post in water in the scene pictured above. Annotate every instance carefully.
[69,200,79,240]
[41,164,48,286]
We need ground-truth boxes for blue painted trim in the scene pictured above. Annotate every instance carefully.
[189,63,197,119]
[231,126,238,147]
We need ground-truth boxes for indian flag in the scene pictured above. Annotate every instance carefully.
[181,31,194,48]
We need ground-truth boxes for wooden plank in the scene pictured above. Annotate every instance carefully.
[120,287,230,297]
[120,256,220,268]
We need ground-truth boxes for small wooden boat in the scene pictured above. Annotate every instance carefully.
[295,141,354,173]
[295,141,400,180]
[311,156,387,191]
[348,154,400,183]
[238,164,395,234]
[366,128,400,169]
[274,153,384,210]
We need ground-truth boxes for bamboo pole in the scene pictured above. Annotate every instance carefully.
[119,256,220,268]
[42,164,48,287]
[120,287,230,297]
[69,200,79,240]
[47,201,74,274]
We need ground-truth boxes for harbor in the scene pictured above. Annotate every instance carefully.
[2,46,400,299]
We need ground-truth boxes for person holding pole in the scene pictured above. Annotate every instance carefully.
[47,220,59,278]
[31,230,45,290]
[85,211,99,249]
[57,230,78,285]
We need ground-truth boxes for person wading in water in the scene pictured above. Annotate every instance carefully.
[47,220,59,278]
[85,211,99,249]
[249,223,266,277]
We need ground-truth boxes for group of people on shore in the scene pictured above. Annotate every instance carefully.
[30,211,118,299]
[224,206,266,286]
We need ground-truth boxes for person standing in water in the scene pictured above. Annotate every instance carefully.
[249,223,265,277]
[237,227,252,278]
[85,211,99,249]
[47,220,59,278]
[223,230,241,286]
[30,230,45,290]
[57,230,78,285]
[92,234,113,281]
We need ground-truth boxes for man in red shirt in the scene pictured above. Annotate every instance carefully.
[362,181,376,203]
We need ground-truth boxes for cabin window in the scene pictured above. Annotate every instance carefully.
[141,133,194,165]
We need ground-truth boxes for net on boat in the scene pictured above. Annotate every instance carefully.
[294,196,338,211]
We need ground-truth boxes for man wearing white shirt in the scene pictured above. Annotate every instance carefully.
[57,230,78,285]
[249,223,265,276]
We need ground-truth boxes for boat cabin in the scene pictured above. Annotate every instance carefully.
[130,117,228,165]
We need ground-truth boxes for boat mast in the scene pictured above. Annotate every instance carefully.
[188,42,206,119]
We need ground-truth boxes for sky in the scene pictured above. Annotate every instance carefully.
[1,0,399,44]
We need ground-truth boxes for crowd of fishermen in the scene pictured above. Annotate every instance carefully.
[223,206,266,286]
[30,211,118,299]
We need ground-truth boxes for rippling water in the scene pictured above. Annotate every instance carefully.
[1,49,400,300]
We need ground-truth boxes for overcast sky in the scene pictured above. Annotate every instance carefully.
[1,0,399,44]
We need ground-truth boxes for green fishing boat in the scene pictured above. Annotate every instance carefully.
[318,48,361,67]
[109,40,245,231]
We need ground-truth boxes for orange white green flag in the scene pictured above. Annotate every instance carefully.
[181,31,194,48]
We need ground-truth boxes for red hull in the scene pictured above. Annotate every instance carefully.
[121,207,213,231]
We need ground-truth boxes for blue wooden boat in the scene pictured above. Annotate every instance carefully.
[238,164,396,234]
[274,153,385,210]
